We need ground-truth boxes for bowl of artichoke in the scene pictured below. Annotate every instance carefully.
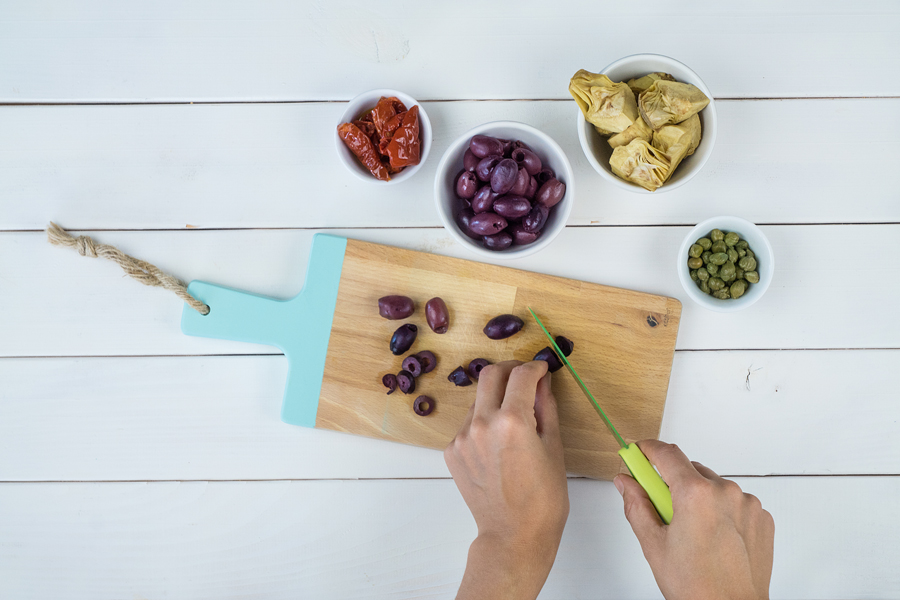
[571,54,717,194]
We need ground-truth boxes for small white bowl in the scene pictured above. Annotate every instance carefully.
[335,88,432,185]
[434,121,574,260]
[678,216,774,312]
[576,53,717,194]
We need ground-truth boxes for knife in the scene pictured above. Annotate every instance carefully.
[528,307,674,524]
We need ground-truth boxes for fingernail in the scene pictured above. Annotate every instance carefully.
[614,476,624,496]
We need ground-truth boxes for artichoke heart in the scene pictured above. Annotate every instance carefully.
[569,69,638,135]
[638,80,710,130]
[609,139,672,192]
[651,113,702,179]
[608,115,653,149]
[626,72,676,96]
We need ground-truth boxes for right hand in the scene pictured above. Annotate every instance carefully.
[614,440,775,600]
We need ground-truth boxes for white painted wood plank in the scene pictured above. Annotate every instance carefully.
[1,478,897,599]
[1,1,899,102]
[2,99,899,229]
[1,351,897,481]
[2,226,899,357]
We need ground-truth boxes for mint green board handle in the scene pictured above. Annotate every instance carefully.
[180,234,347,427]
[619,443,674,524]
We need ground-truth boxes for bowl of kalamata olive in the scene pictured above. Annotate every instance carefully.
[434,121,574,259]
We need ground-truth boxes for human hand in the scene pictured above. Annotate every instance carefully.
[445,360,569,600]
[615,440,775,600]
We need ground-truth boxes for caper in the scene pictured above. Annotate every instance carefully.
[738,256,757,271]
[730,280,747,299]
[690,269,699,282]
[688,257,703,269]
[708,277,725,291]
[699,280,710,294]
[697,267,710,281]
[735,266,744,281]
[736,240,749,250]
[689,244,703,258]
[727,247,739,263]
[709,252,729,266]
[706,263,719,276]
[720,260,736,281]
[697,237,712,250]
[737,248,747,258]
[746,249,755,260]
[701,251,711,264]
[724,231,740,247]
[711,240,727,254]
[710,229,725,242]
[744,271,760,284]
[713,289,731,300]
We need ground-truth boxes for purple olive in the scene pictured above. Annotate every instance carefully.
[533,346,563,372]
[456,207,484,241]
[382,373,398,395]
[467,358,491,380]
[483,314,524,340]
[483,231,513,251]
[448,366,473,386]
[470,135,505,158]
[490,158,519,194]
[390,324,418,355]
[535,167,556,185]
[511,140,530,153]
[493,195,532,219]
[468,212,509,236]
[536,178,566,208]
[415,351,437,373]
[413,395,435,416]
[471,185,499,214]
[475,155,502,182]
[456,170,479,199]
[511,147,542,176]
[425,297,450,334]
[523,204,549,233]
[498,139,514,157]
[509,166,530,196]
[458,197,472,210]
[525,175,538,200]
[378,295,415,320]
[510,224,542,246]
[397,370,416,394]
[401,355,423,377]
[555,335,574,357]
[463,148,479,172]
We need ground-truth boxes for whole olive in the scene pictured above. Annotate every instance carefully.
[468,212,509,236]
[456,207,486,241]
[378,295,414,320]
[697,237,712,250]
[535,167,556,185]
[709,252,729,266]
[708,277,725,291]
[555,335,574,356]
[706,263,719,276]
[524,175,539,200]
[536,179,566,208]
[448,366,472,386]
[523,204,550,233]
[467,358,491,381]
[509,224,542,246]
[688,257,703,269]
[483,314,524,340]
[415,351,437,373]
[711,240,727,254]
[493,195,532,219]
[724,232,740,247]
[483,231,513,251]
[472,185,499,214]
[475,155,502,182]
[509,166,530,196]
[689,244,703,258]
[697,267,710,281]
[533,346,563,372]
[730,279,748,299]
[463,148,480,172]
[739,256,757,271]
[455,170,479,199]
[490,158,519,194]
[470,135,505,158]
[510,147,542,175]
[425,297,450,334]
[744,271,760,284]
[710,229,725,242]
[727,248,739,263]
[390,324,418,355]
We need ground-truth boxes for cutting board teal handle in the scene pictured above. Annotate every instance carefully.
[181,234,347,427]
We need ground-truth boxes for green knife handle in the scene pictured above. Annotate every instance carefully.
[619,443,674,524]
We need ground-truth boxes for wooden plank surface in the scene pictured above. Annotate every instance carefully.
[1,0,899,102]
[1,478,897,599]
[3,226,899,358]
[315,239,680,480]
[1,351,897,482]
[2,99,899,229]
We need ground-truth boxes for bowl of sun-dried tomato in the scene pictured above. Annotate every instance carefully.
[335,89,432,184]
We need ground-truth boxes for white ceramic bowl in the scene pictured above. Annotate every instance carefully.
[678,216,774,312]
[434,121,574,260]
[576,53,717,194]
[335,89,432,185]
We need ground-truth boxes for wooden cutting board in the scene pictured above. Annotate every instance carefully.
[182,234,681,480]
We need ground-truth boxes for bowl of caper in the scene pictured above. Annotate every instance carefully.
[678,216,774,312]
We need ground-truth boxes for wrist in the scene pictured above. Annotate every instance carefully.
[457,532,560,600]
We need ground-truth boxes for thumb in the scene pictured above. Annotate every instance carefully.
[615,474,665,551]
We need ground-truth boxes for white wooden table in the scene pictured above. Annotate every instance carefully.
[2,2,899,598]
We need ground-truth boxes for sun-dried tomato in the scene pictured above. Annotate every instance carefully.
[385,105,421,169]
[370,96,407,138]
[352,119,380,148]
[337,122,390,181]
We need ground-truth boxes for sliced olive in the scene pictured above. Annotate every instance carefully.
[413,395,435,416]
[467,358,491,381]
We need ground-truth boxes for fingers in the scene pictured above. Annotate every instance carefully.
[615,474,665,551]
[473,360,520,419]
[691,461,722,482]
[501,360,549,416]
[532,371,559,436]
[637,439,703,488]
